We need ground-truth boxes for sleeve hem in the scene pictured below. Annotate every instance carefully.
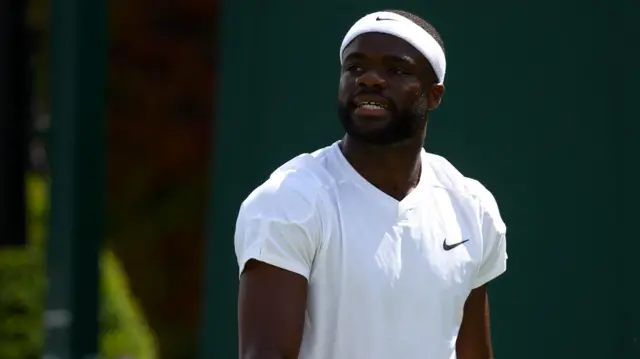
[472,260,506,289]
[238,243,311,280]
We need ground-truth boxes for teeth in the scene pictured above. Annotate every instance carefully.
[359,102,386,110]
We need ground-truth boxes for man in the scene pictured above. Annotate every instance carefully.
[234,9,507,359]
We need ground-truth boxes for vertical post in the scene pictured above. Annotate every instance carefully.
[44,0,107,358]
[0,0,28,247]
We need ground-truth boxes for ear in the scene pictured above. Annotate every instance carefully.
[428,84,445,110]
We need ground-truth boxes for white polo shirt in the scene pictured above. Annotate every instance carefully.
[235,142,507,359]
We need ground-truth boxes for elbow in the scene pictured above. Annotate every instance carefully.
[240,347,293,359]
[241,354,289,359]
[240,354,279,359]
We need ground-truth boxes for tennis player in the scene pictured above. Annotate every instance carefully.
[234,10,508,359]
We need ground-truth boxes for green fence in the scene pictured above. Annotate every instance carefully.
[201,0,639,358]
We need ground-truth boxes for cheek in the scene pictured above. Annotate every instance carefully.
[396,83,425,108]
[338,74,355,101]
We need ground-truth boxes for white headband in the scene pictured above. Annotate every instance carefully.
[340,11,446,84]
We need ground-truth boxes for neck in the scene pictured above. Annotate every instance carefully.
[339,133,425,201]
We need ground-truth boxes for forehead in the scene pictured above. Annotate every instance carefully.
[341,32,426,64]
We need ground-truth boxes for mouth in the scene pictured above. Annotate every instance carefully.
[352,98,391,118]
[357,101,389,110]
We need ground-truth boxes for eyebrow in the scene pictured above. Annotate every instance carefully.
[343,52,366,62]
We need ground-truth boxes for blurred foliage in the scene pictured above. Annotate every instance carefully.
[101,250,158,359]
[27,0,219,357]
[0,174,157,359]
[0,245,44,359]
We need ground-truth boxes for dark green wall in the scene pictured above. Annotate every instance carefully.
[201,0,639,358]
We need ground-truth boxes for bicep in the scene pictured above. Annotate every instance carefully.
[238,260,308,359]
[235,178,323,358]
[456,285,493,359]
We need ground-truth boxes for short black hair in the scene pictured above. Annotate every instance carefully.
[386,10,445,54]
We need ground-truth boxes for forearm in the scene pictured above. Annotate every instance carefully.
[456,351,493,359]
[240,349,294,359]
[456,285,494,359]
[241,355,285,359]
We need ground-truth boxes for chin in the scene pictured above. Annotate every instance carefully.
[350,114,393,130]
[345,128,397,146]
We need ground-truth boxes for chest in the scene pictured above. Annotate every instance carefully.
[313,188,483,306]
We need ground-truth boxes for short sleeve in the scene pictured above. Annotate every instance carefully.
[468,180,508,288]
[234,174,322,280]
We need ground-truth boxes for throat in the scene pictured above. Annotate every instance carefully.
[379,176,421,201]
[339,137,423,201]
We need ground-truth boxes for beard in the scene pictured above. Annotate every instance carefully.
[337,96,428,146]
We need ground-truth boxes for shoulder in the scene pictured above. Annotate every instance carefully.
[239,149,334,223]
[463,177,506,233]
[424,152,505,232]
[235,150,336,278]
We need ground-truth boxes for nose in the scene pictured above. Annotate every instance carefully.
[356,70,386,89]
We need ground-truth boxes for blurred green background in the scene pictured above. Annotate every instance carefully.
[1,0,218,358]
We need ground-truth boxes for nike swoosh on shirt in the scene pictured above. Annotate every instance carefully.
[442,238,469,251]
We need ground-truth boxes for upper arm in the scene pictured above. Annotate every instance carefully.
[457,179,507,358]
[235,174,323,359]
[457,285,492,359]
[239,261,309,359]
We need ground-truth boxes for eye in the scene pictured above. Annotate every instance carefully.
[389,67,410,76]
[345,64,364,73]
